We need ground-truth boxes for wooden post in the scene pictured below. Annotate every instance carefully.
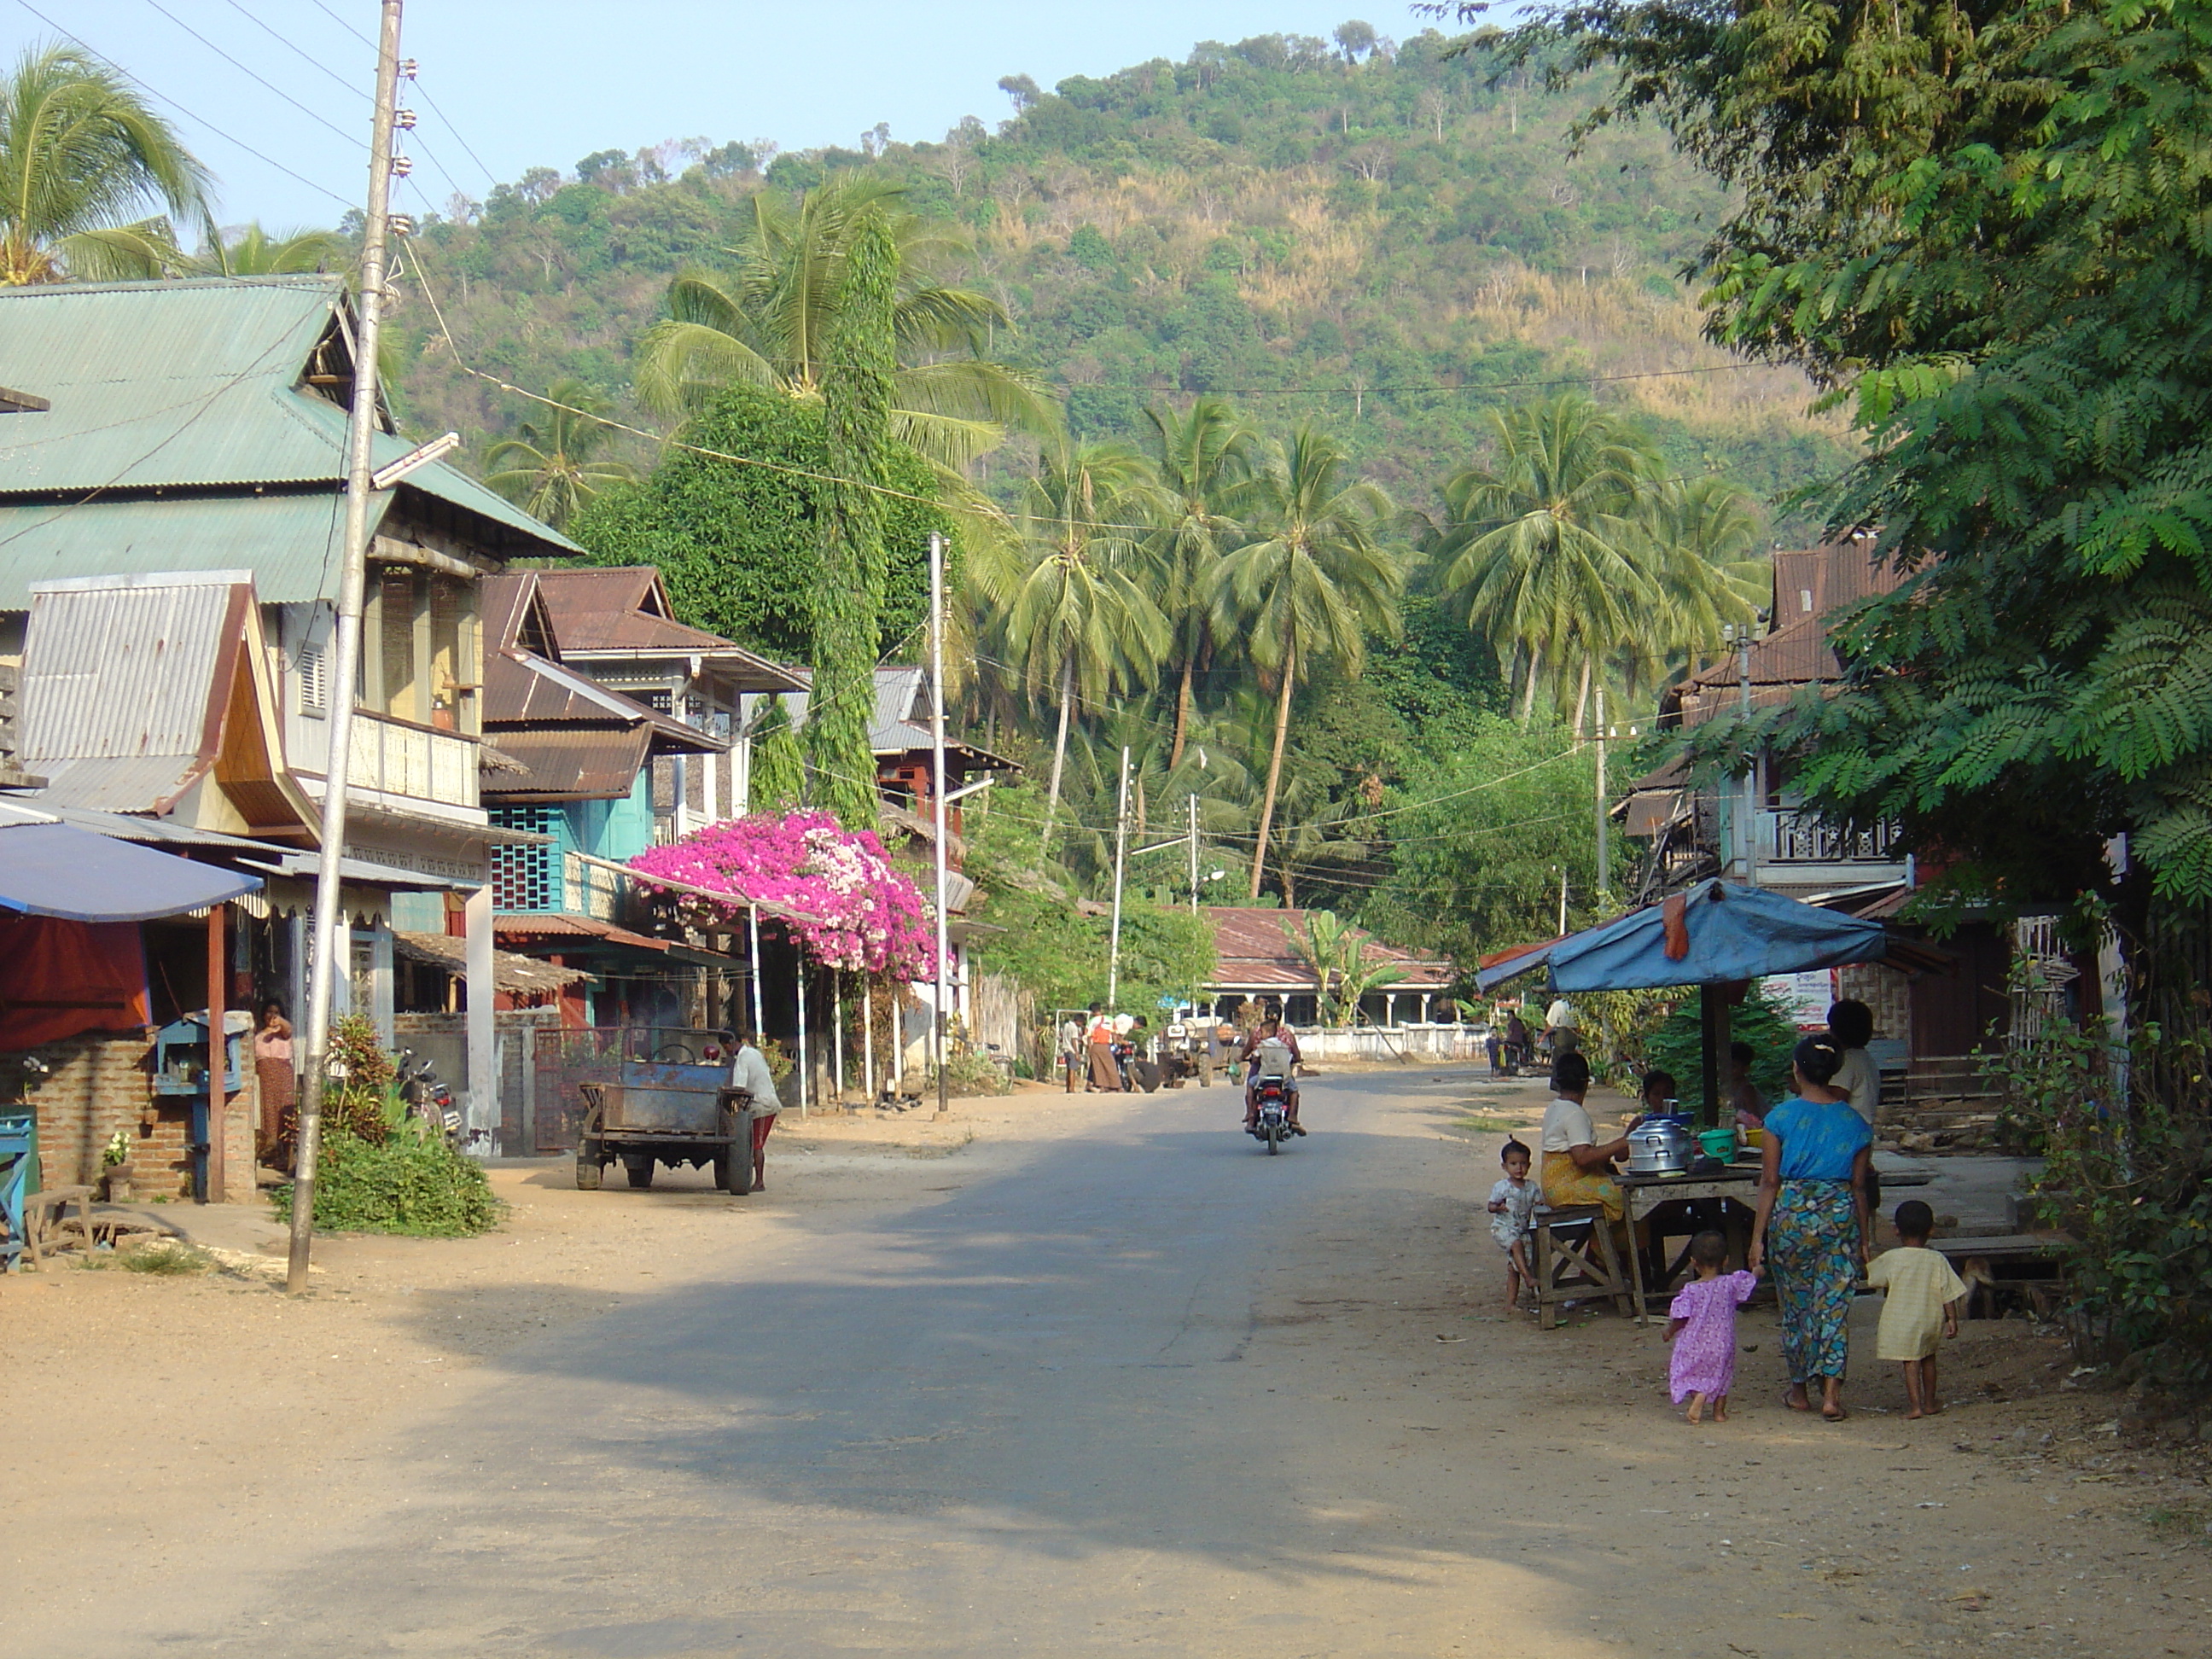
[1699,982,1727,1128]
[207,902,226,1204]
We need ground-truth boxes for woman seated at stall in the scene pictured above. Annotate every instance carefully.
[1539,1051,1633,1225]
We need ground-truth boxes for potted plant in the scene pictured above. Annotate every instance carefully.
[102,1129,134,1202]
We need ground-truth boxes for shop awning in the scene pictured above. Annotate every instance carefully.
[0,818,261,922]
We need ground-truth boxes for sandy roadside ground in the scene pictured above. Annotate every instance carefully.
[5,1068,2208,1653]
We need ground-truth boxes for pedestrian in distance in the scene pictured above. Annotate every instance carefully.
[1085,1004,1121,1092]
[1487,1138,1540,1313]
[1664,1231,1759,1423]
[1867,1199,1970,1419]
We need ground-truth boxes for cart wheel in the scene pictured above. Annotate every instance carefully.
[713,1104,737,1193]
[624,1155,655,1190]
[574,1107,605,1190]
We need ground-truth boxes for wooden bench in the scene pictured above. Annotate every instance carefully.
[1532,1204,1633,1330]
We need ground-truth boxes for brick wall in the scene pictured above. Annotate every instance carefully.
[21,1029,262,1201]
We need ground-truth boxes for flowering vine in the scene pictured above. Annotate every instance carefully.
[631,811,934,977]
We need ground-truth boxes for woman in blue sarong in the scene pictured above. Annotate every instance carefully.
[1749,1033,1875,1420]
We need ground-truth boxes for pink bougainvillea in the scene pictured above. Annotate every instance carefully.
[630,811,934,977]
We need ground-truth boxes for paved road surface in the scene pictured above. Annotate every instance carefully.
[26,1069,2153,1657]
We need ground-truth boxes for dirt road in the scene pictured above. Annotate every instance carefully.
[4,1068,2204,1656]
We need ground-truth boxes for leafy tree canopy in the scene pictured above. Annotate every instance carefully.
[568,384,956,661]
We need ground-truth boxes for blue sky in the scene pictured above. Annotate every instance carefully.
[7,2,1435,230]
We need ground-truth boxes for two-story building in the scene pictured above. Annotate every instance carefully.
[0,275,574,1126]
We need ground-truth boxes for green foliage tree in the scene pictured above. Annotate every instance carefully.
[568,385,955,661]
[483,379,638,531]
[632,175,1052,472]
[1369,713,1602,966]
[748,693,805,809]
[1527,0,2212,923]
[0,41,209,283]
[189,219,345,276]
[1214,425,1402,897]
[1141,396,1263,768]
[1004,440,1172,841]
[805,210,896,828]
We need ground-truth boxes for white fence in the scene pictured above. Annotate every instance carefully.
[1300,1023,1484,1063]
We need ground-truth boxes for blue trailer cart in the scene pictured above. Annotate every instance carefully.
[573,1028,758,1195]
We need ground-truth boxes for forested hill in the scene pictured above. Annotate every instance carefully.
[393,26,1853,511]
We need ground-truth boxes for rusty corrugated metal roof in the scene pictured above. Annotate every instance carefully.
[530,567,803,691]
[1202,905,1454,992]
[479,726,654,800]
[19,573,241,762]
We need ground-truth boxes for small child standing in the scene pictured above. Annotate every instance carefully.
[1665,1231,1758,1423]
[1867,1199,1970,1419]
[1486,1138,1540,1313]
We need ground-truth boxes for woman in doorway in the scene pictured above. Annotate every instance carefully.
[253,998,295,1172]
[1749,1034,1876,1421]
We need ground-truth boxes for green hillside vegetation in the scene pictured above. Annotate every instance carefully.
[390,28,1851,515]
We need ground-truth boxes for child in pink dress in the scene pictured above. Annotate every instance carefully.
[1665,1231,1759,1423]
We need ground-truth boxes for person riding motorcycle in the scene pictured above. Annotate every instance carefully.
[1240,1016,1304,1136]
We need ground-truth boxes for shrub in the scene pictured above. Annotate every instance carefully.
[928,1050,1010,1097]
[1639,985,1797,1105]
[1986,1017,2212,1399]
[272,1122,501,1238]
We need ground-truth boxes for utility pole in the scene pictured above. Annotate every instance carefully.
[1557,867,1569,936]
[1594,685,1609,905]
[289,0,405,1296]
[1106,746,1132,1009]
[928,532,952,1121]
[1187,793,1200,914]
[1738,630,1759,887]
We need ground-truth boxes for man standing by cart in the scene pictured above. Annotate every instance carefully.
[729,1032,782,1192]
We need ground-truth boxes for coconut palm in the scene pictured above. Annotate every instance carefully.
[1003,441,1172,844]
[1214,426,1402,899]
[0,42,209,284]
[1618,474,1766,696]
[191,220,346,276]
[484,380,639,531]
[633,175,1052,473]
[1425,393,1662,731]
[1140,396,1262,768]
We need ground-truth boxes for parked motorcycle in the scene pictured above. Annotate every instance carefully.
[393,1049,460,1144]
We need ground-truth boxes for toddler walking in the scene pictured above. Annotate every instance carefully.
[1867,1199,1969,1418]
[1486,1138,1540,1313]
[1664,1231,1758,1423]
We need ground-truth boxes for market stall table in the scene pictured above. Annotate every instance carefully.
[1618,1159,1765,1325]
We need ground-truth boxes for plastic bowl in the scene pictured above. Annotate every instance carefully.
[1698,1127,1739,1161]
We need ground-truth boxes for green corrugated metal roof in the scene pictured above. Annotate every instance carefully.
[0,491,347,606]
[0,276,578,570]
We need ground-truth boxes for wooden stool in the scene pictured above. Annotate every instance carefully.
[24,1185,96,1266]
[1533,1204,1633,1329]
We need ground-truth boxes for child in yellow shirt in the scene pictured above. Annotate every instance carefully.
[1866,1200,1969,1419]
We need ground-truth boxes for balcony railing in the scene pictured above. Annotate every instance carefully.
[346,710,480,810]
[1762,810,1901,864]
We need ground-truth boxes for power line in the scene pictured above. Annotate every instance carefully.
[138,0,367,154]
[1120,362,1776,399]
[13,0,355,212]
[405,73,499,191]
[306,0,373,47]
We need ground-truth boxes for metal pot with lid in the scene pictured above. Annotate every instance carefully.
[1623,1115,1696,1177]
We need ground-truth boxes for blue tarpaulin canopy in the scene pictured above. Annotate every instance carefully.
[0,820,261,922]
[1478,878,1895,994]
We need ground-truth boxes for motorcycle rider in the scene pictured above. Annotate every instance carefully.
[1240,1014,1305,1136]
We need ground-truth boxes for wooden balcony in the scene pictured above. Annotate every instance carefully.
[346,709,480,810]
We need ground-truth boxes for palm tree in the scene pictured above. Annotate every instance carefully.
[1214,426,1402,899]
[1425,394,1661,731]
[1003,441,1172,844]
[484,381,638,531]
[1141,396,1261,768]
[1618,474,1765,697]
[632,175,1053,473]
[0,42,209,284]
[191,220,345,276]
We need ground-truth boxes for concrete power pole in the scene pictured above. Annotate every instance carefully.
[1106,748,1131,1009]
[289,0,405,1296]
[928,532,952,1121]
[1594,685,1609,905]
